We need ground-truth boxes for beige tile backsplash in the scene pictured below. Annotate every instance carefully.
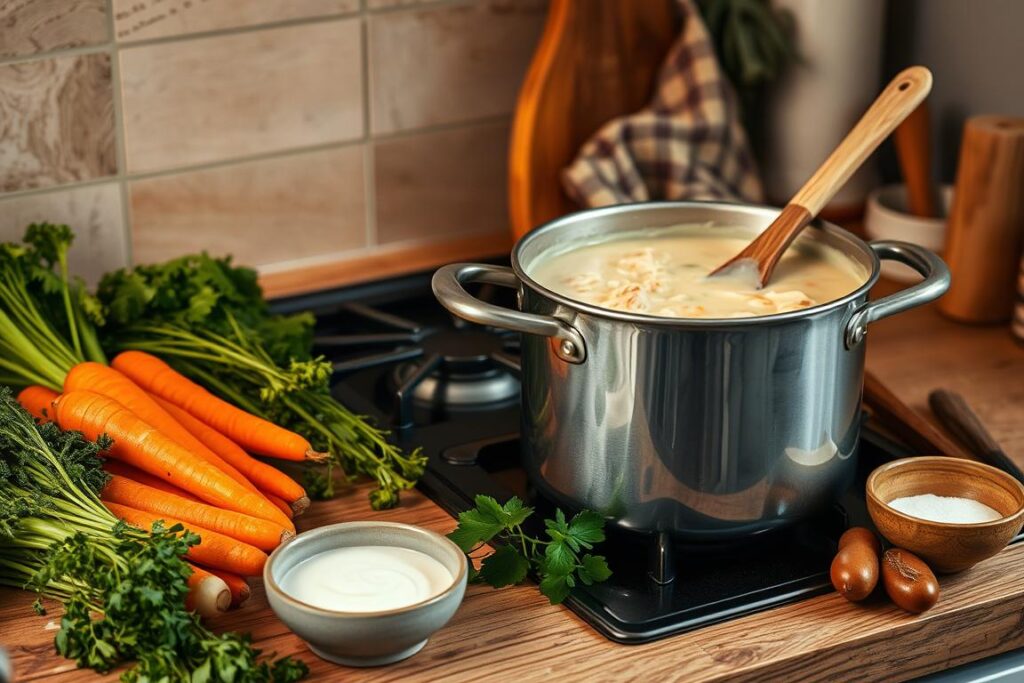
[0,53,116,191]
[376,121,510,244]
[0,0,545,284]
[369,0,546,134]
[0,0,109,59]
[120,19,363,172]
[112,0,358,42]
[0,182,127,285]
[129,147,366,267]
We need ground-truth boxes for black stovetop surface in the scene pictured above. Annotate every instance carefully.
[273,272,912,644]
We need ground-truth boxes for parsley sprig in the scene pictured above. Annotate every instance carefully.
[448,495,612,604]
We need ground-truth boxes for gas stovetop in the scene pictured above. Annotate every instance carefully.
[272,271,910,644]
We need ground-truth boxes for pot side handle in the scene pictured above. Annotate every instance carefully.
[432,263,586,364]
[844,240,951,348]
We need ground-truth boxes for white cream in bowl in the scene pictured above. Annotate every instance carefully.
[280,546,454,613]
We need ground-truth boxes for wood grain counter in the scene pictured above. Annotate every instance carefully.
[3,281,1023,682]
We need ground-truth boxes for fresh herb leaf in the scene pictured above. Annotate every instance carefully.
[502,497,532,527]
[448,494,524,551]
[538,573,572,605]
[543,540,576,576]
[478,545,530,588]
[447,495,611,604]
[567,509,606,547]
[578,554,612,585]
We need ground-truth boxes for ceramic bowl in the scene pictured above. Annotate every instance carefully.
[866,456,1024,573]
[264,521,468,667]
[864,183,952,282]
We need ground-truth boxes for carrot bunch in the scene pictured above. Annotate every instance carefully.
[16,353,318,616]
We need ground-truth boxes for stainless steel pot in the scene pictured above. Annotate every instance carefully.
[433,202,950,540]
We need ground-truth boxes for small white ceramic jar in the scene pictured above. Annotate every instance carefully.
[865,184,953,282]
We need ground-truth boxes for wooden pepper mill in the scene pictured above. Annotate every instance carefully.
[939,116,1024,323]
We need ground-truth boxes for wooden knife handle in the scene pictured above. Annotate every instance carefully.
[862,371,973,460]
[928,389,1024,483]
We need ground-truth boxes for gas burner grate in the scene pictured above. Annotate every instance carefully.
[313,293,521,430]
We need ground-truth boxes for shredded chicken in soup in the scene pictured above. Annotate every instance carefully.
[529,225,868,319]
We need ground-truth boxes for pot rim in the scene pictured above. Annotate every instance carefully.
[510,199,882,327]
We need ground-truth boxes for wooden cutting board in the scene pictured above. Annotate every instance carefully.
[508,0,678,238]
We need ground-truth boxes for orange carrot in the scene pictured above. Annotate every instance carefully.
[105,502,268,577]
[112,351,324,462]
[197,566,251,608]
[17,386,58,423]
[155,396,310,515]
[65,363,258,491]
[265,492,295,520]
[102,475,292,551]
[54,391,285,526]
[103,460,202,502]
[185,564,230,617]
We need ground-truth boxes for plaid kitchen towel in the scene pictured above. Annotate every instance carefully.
[563,0,763,207]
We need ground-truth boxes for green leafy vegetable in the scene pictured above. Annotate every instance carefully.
[697,0,797,148]
[448,495,612,604]
[96,253,426,509]
[0,386,307,681]
[0,224,105,389]
[41,528,307,682]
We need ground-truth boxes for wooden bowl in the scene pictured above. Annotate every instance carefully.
[866,456,1024,573]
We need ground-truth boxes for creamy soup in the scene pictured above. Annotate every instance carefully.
[529,224,868,319]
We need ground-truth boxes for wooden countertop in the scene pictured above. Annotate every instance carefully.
[4,280,1023,683]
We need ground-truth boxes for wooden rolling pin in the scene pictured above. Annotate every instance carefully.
[862,371,973,460]
[939,116,1024,323]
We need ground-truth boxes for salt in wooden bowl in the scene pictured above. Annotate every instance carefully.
[866,456,1024,573]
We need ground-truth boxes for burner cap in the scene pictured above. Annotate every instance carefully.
[395,364,520,407]
[421,328,505,373]
[393,327,520,408]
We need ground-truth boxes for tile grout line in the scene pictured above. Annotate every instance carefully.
[361,8,379,249]
[0,43,111,68]
[0,12,357,68]
[0,0,471,69]
[104,0,134,267]
[0,114,511,204]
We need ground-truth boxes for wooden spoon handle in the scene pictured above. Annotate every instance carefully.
[713,66,933,285]
[792,66,933,215]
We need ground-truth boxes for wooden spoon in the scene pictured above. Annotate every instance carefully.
[711,66,933,286]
